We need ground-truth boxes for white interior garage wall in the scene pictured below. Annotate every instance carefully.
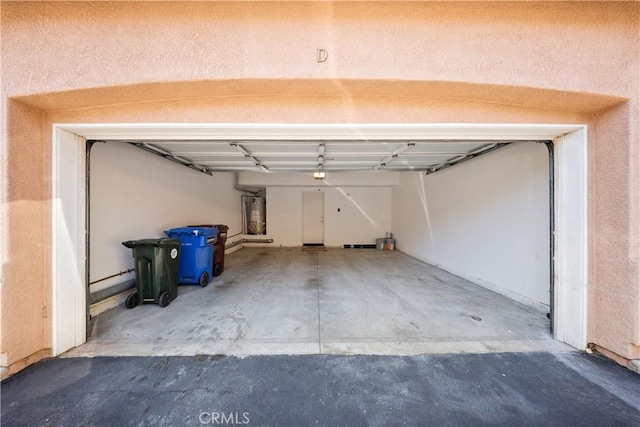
[266,186,393,247]
[392,142,550,310]
[240,172,397,247]
[90,142,241,293]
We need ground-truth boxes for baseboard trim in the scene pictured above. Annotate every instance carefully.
[403,251,549,313]
[90,288,136,317]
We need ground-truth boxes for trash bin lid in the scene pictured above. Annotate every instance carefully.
[165,226,218,237]
[188,224,228,232]
[122,238,180,248]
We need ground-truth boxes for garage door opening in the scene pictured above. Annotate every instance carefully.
[51,124,587,357]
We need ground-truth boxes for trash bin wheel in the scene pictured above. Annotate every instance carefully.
[125,293,138,309]
[199,272,209,288]
[213,264,222,277]
[159,292,171,308]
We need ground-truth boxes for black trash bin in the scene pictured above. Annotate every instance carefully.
[188,224,228,276]
[121,238,180,308]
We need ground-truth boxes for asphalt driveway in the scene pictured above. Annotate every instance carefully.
[2,352,639,426]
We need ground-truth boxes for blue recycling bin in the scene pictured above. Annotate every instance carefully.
[164,227,217,287]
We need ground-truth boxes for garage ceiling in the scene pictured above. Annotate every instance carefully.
[73,123,577,175]
[119,139,515,174]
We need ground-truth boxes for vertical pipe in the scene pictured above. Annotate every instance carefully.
[241,195,248,235]
[545,141,555,335]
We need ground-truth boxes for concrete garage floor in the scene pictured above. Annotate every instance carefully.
[67,248,571,358]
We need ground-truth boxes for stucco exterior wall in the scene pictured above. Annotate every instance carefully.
[591,102,640,360]
[2,100,50,374]
[1,1,639,374]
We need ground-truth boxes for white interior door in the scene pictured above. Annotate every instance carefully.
[303,191,324,244]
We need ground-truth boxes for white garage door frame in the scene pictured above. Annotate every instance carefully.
[51,123,588,355]
[52,127,87,355]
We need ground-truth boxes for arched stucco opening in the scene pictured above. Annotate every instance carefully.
[18,78,625,116]
[22,78,598,358]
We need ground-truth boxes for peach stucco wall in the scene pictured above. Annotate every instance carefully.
[1,1,639,374]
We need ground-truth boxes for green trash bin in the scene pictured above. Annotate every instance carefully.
[121,238,180,308]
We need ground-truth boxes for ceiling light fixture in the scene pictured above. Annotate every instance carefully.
[313,170,326,180]
[314,163,326,180]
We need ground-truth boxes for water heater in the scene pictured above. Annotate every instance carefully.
[242,196,266,235]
